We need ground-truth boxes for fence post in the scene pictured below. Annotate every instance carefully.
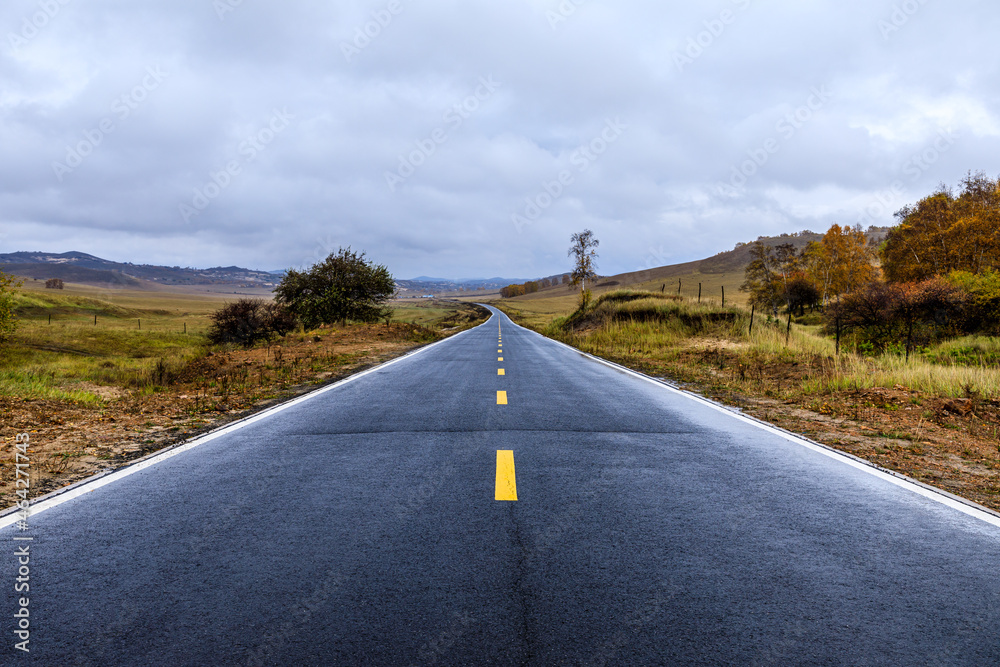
[835,314,841,355]
[698,283,702,303]
[721,286,725,307]
[677,279,681,296]
[749,304,755,335]
[786,310,792,346]
[138,319,141,330]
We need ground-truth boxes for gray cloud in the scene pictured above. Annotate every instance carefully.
[1,0,998,279]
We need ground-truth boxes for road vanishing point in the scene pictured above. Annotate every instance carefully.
[3,306,1000,665]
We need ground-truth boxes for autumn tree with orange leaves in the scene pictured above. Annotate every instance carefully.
[802,224,878,303]
[882,172,1000,282]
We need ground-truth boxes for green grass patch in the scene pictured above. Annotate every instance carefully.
[922,335,1000,367]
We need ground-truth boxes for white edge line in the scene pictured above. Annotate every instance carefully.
[492,308,1000,530]
[0,315,494,530]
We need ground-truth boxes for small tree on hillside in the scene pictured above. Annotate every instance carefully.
[741,241,799,316]
[893,278,963,360]
[784,275,821,316]
[0,271,23,343]
[568,229,599,307]
[45,278,64,289]
[275,247,394,329]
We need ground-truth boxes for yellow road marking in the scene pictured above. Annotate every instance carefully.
[497,390,507,405]
[498,369,505,375]
[498,357,503,362]
[495,450,517,501]
[498,349,502,353]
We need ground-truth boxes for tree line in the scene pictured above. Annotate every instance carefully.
[742,172,1000,357]
[502,229,601,306]
[500,274,571,298]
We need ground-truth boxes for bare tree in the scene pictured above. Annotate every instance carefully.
[568,229,599,300]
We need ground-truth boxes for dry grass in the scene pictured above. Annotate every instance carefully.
[497,289,1000,400]
[4,291,211,403]
[3,285,488,403]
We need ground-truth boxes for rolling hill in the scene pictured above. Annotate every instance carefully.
[501,227,891,309]
[0,251,279,289]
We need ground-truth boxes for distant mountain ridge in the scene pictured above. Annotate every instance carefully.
[0,251,279,288]
[0,251,534,294]
[396,276,530,294]
[0,251,539,293]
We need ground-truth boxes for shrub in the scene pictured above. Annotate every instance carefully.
[827,281,900,354]
[947,269,1000,335]
[893,278,964,359]
[207,299,297,348]
[827,278,963,356]
[784,276,821,315]
[596,290,683,305]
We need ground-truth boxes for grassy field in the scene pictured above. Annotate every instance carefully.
[3,283,225,403]
[623,270,747,307]
[485,267,748,329]
[2,284,485,404]
[14,279,248,322]
[390,298,482,328]
[499,289,1000,399]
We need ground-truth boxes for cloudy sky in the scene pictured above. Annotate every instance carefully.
[2,1,997,280]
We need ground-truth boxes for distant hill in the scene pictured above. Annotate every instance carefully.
[397,276,531,295]
[507,227,892,304]
[606,227,889,287]
[0,252,550,295]
[0,252,540,295]
[0,251,279,288]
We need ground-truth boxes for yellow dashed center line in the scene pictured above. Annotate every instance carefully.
[495,450,517,501]
[498,369,505,376]
[497,390,507,405]
[498,357,503,362]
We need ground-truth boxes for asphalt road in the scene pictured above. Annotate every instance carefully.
[4,306,1000,665]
